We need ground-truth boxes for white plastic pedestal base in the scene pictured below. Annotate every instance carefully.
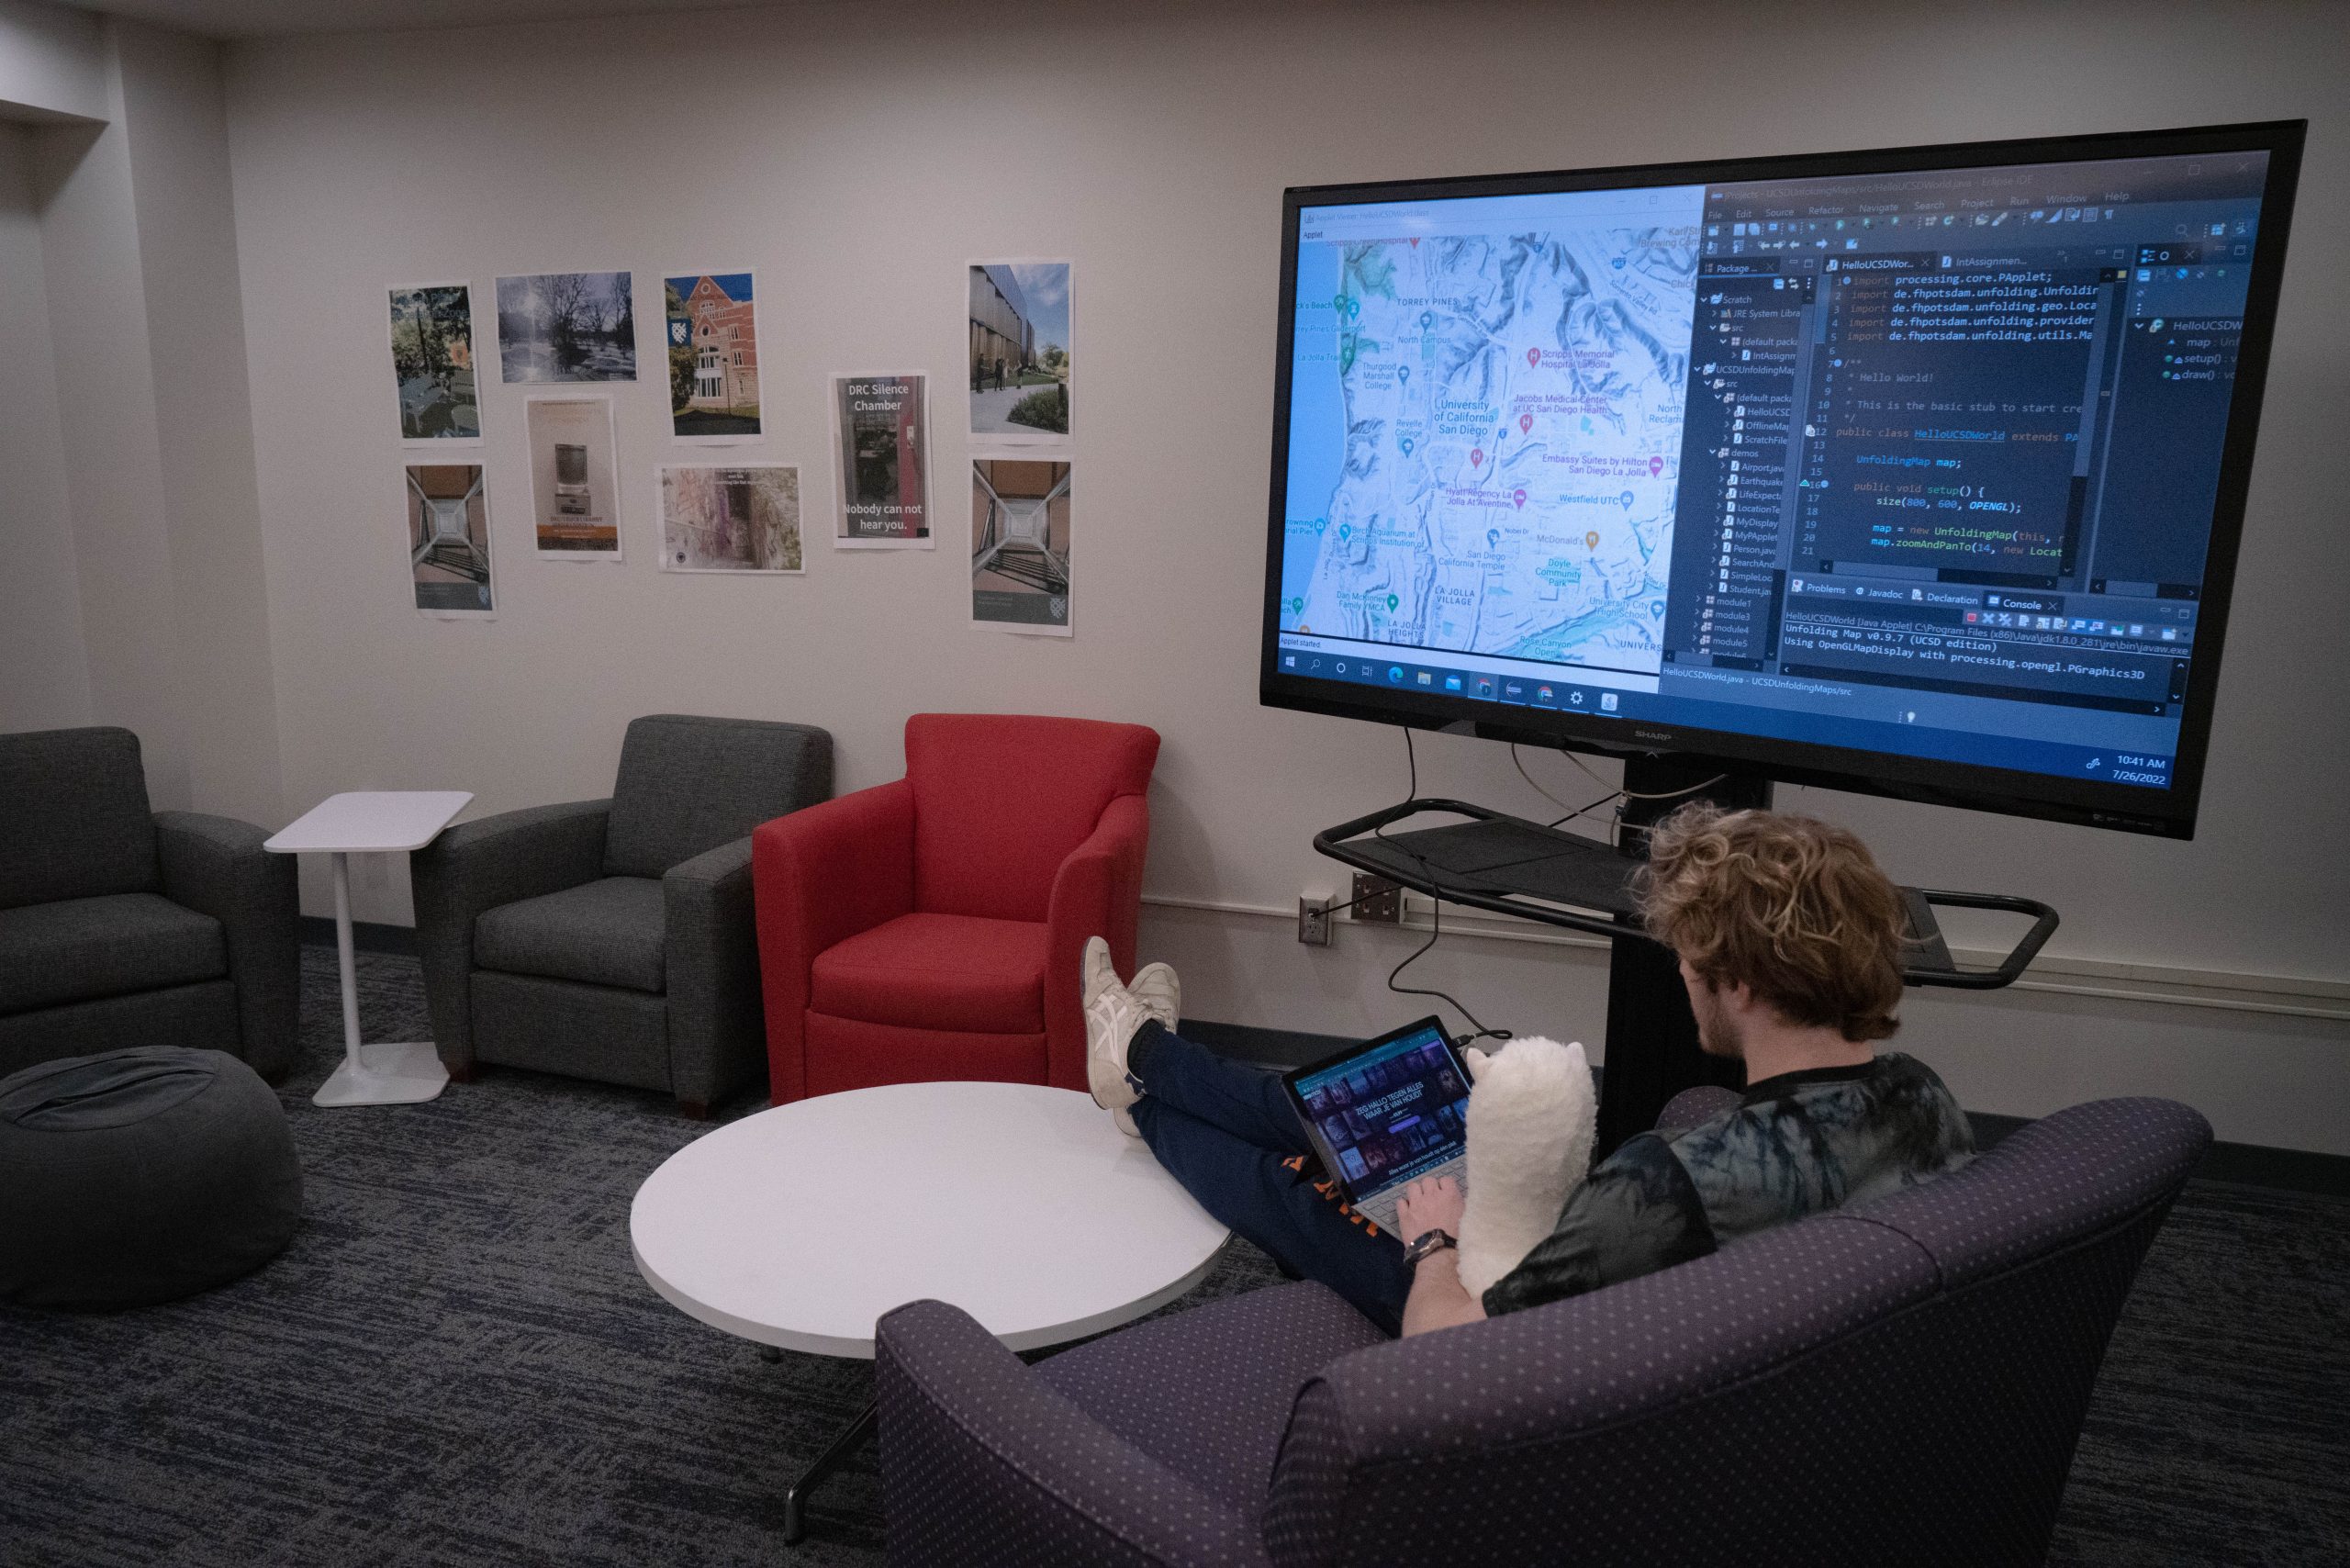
[312,1041,451,1107]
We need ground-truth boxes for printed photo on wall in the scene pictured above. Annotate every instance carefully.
[664,272,761,440]
[404,464,497,618]
[496,271,637,383]
[968,262,1070,445]
[970,457,1070,635]
[524,396,623,557]
[388,284,481,442]
[831,373,931,549]
[658,465,801,573]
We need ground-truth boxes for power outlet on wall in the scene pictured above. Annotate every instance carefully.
[1350,873,1403,924]
[1296,892,1335,946]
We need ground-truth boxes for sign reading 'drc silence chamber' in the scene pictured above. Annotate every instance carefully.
[831,373,931,549]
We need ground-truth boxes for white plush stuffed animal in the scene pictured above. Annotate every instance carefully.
[1454,1036,1597,1297]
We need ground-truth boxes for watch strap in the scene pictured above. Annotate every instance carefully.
[1402,1227,1458,1267]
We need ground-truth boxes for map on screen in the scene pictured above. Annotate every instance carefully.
[1282,194,1702,678]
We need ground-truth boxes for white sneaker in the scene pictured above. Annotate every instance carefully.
[1129,961,1181,1031]
[1081,935,1149,1112]
[1113,1106,1139,1138]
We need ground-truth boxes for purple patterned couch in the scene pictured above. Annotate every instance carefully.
[876,1096,2209,1566]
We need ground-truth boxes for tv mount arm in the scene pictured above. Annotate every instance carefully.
[1313,796,2059,990]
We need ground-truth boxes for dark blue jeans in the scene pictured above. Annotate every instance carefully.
[1130,1021,1409,1335]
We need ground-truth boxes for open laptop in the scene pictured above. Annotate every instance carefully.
[1279,1016,1474,1235]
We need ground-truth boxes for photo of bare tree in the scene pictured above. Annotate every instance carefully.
[496,270,637,383]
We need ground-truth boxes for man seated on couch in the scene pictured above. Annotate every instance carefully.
[1081,802,1975,1338]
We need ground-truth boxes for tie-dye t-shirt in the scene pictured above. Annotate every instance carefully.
[1482,1053,1974,1318]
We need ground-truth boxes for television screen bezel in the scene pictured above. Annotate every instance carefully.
[1259,119,2305,839]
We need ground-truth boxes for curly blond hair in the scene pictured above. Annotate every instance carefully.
[1635,803,1907,1043]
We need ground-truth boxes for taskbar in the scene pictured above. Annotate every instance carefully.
[1276,647,1643,713]
[1273,648,2177,791]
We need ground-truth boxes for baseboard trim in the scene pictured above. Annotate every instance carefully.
[298,916,419,957]
[1189,1018,2350,1199]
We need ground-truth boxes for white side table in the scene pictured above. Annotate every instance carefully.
[631,1081,1231,1540]
[267,790,472,1108]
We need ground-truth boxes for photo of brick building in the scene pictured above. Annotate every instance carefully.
[665,273,761,436]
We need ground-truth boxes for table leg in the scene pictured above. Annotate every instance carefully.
[311,849,451,1109]
[332,851,364,1075]
[782,1396,878,1546]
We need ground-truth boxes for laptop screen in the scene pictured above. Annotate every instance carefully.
[1291,1021,1472,1194]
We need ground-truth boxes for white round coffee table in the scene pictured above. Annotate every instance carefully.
[630,1081,1229,1541]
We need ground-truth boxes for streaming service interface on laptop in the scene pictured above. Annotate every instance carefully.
[1292,1022,1472,1193]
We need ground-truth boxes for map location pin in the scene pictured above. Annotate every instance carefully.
[1399,437,1414,454]
[1398,366,1411,386]
[1519,414,1533,435]
[1619,490,1635,510]
[1487,528,1500,547]
[1420,311,1434,329]
[1527,347,1541,368]
[1585,531,1600,549]
[1651,599,1666,617]
[1512,488,1527,510]
[1315,517,1327,532]
[1471,449,1484,467]
[1332,294,1347,312]
[1649,455,1664,476]
[1387,593,1400,611]
[1338,523,1351,541]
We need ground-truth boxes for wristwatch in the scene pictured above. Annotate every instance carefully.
[1401,1227,1458,1269]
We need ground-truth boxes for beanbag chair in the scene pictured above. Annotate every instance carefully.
[0,1046,302,1310]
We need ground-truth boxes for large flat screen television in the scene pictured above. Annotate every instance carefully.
[1261,121,2303,838]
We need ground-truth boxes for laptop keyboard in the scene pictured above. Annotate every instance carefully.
[1360,1155,1466,1236]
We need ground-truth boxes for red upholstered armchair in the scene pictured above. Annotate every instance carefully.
[752,713,1159,1103]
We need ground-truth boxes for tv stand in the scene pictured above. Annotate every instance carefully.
[1312,756,2058,1156]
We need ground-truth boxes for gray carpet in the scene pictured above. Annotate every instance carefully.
[1,947,2344,1565]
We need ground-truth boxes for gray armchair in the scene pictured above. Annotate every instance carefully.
[409,714,830,1115]
[0,727,299,1082]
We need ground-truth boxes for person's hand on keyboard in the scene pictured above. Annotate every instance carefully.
[1395,1173,1465,1245]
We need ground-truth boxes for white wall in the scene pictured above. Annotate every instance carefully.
[111,19,282,823]
[0,0,103,122]
[9,13,283,819]
[0,123,91,733]
[211,0,2347,1146]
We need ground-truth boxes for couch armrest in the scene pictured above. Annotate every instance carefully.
[1043,792,1150,1092]
[408,799,610,1071]
[752,779,914,1103]
[155,811,300,1083]
[877,1300,1269,1568]
[665,835,761,1108]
